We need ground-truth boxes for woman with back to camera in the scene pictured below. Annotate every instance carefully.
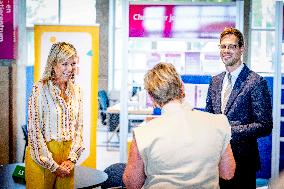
[123,62,236,189]
[25,42,85,189]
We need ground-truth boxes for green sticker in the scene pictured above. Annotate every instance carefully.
[12,165,25,179]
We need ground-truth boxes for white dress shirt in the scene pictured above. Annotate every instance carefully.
[28,80,85,172]
[221,63,244,105]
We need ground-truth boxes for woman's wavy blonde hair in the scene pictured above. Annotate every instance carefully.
[41,42,77,84]
[144,62,184,107]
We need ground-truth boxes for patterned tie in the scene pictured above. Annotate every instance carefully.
[222,73,232,114]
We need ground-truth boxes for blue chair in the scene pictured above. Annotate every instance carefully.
[98,90,110,125]
[101,163,126,189]
[98,90,120,147]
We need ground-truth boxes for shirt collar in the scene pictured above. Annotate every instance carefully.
[161,100,193,115]
[48,80,73,98]
[227,63,244,79]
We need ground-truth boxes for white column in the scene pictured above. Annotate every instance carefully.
[119,0,129,162]
[108,0,115,90]
[271,0,283,179]
[16,0,27,162]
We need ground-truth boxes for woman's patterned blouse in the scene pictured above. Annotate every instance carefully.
[28,80,85,172]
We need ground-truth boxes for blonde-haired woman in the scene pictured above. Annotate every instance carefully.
[25,42,85,189]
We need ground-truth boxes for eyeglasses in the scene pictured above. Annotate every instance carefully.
[218,44,239,51]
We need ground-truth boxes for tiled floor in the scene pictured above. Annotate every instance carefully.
[95,118,139,171]
[96,123,120,171]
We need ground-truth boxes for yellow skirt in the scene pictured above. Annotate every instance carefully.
[25,140,74,189]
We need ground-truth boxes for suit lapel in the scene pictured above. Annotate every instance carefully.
[214,72,225,114]
[224,65,250,114]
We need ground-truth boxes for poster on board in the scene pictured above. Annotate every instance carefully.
[34,25,99,168]
[0,0,18,59]
[129,3,236,39]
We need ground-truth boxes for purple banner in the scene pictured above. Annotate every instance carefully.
[0,0,17,59]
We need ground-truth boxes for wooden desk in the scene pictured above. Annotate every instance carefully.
[0,163,108,189]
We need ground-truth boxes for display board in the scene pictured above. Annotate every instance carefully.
[34,25,99,168]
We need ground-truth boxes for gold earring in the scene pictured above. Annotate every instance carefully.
[71,73,75,82]
[51,68,55,80]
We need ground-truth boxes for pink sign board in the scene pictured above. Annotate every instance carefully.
[129,4,236,39]
[0,0,18,59]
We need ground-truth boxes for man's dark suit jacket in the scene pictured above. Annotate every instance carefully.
[205,64,273,187]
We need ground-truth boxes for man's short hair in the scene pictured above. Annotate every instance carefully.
[220,27,244,48]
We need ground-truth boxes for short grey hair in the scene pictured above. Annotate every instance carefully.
[144,62,184,107]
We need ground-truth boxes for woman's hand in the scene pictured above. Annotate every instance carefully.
[54,166,69,177]
[54,160,74,177]
[61,160,75,174]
